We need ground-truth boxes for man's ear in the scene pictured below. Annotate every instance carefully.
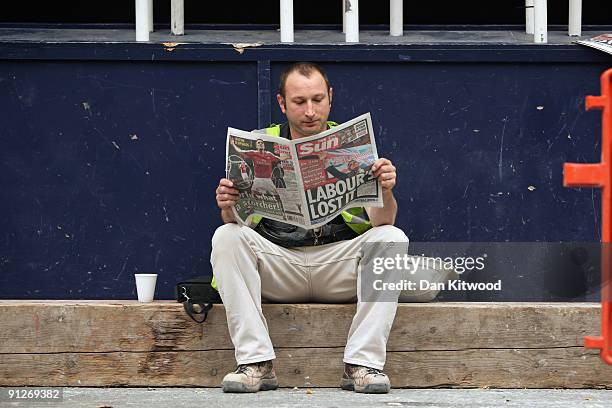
[277,94,286,114]
[329,87,333,106]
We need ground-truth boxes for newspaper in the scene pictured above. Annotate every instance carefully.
[575,33,612,55]
[226,113,383,229]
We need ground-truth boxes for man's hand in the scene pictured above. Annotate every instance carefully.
[216,178,240,209]
[216,178,239,223]
[366,158,398,226]
[371,158,396,191]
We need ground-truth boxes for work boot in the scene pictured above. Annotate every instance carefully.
[222,360,278,393]
[340,363,391,393]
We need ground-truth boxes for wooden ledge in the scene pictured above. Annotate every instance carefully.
[0,301,609,388]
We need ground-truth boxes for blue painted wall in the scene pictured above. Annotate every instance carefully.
[0,42,610,300]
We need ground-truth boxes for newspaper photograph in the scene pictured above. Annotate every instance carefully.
[226,113,383,229]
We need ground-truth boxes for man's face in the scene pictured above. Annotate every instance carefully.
[256,139,265,151]
[277,71,332,139]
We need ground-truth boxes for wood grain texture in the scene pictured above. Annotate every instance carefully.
[1,348,610,388]
[1,301,609,388]
[0,302,600,353]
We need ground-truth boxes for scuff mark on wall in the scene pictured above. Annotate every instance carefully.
[82,101,92,117]
[498,116,508,181]
[209,79,247,86]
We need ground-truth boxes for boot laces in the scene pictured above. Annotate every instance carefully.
[235,361,268,375]
[365,367,384,376]
[235,364,251,375]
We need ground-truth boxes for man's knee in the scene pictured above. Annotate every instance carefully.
[367,225,409,243]
[211,223,243,255]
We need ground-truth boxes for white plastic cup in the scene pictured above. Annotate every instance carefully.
[135,273,158,302]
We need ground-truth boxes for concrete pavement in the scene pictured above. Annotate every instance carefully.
[2,387,611,408]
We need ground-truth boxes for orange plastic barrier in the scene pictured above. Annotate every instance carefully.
[564,68,612,365]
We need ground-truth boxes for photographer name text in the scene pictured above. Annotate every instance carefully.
[373,279,502,291]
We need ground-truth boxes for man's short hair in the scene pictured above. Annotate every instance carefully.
[278,62,331,99]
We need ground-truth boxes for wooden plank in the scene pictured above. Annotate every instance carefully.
[0,301,228,353]
[0,302,600,353]
[1,347,610,388]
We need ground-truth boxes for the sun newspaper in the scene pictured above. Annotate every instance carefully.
[225,113,383,229]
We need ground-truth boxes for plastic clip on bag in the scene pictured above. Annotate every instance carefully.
[175,276,222,323]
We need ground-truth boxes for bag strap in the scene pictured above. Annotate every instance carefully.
[183,301,213,324]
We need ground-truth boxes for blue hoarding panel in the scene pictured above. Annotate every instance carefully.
[0,54,609,300]
[0,61,258,299]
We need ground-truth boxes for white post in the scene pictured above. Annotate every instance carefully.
[136,0,150,42]
[525,0,534,34]
[345,0,359,43]
[390,0,403,37]
[342,0,346,33]
[568,0,582,37]
[533,0,547,44]
[171,0,184,35]
[148,0,154,32]
[280,0,294,43]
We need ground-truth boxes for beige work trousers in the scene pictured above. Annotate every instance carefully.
[210,223,409,370]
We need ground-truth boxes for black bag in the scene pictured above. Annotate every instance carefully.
[175,275,222,323]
